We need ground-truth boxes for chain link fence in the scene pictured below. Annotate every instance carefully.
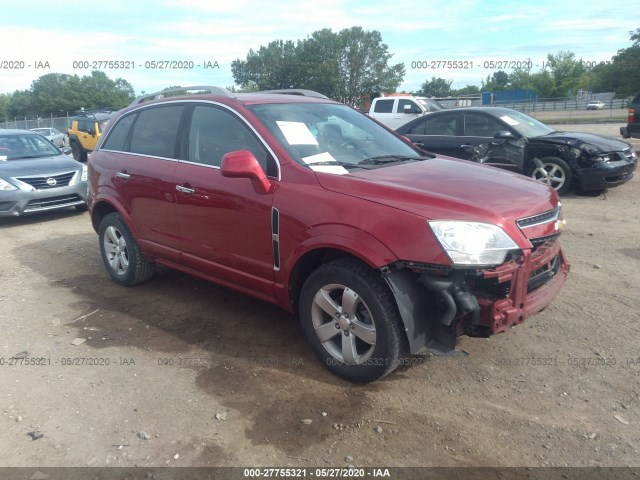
[0,115,70,133]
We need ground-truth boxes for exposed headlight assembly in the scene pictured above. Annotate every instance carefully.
[428,221,519,266]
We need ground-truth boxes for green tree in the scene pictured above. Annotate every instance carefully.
[231,40,302,91]
[333,27,404,106]
[418,77,453,97]
[543,51,589,97]
[590,28,640,96]
[231,27,405,108]
[7,90,34,117]
[0,94,10,120]
[481,71,510,91]
[451,85,480,96]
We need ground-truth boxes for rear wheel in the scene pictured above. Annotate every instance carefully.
[299,258,407,383]
[528,156,573,194]
[70,141,87,162]
[99,213,154,286]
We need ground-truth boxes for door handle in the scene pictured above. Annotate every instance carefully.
[460,144,473,148]
[115,171,130,179]
[176,185,195,194]
[413,142,425,147]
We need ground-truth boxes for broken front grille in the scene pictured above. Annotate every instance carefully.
[16,171,76,190]
[527,255,561,292]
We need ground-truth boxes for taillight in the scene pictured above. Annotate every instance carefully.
[629,108,636,124]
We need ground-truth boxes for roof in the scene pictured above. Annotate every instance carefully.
[0,129,42,136]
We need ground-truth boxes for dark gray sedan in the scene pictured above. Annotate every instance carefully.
[0,130,88,217]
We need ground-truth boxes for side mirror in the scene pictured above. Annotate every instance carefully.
[221,150,273,195]
[494,131,515,140]
[61,146,72,156]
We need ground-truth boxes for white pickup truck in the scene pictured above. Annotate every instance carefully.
[368,95,444,129]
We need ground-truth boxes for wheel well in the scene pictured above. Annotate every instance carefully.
[91,201,118,233]
[288,248,373,312]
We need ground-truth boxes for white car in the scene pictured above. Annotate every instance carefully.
[586,101,605,110]
[30,128,67,148]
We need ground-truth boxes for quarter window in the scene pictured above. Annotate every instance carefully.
[129,105,184,158]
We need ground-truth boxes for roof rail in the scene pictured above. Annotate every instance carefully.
[256,89,329,99]
[130,86,235,106]
[73,108,116,117]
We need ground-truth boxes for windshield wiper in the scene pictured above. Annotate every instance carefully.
[307,160,373,170]
[358,155,427,166]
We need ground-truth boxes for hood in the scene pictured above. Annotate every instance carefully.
[314,157,558,230]
[0,155,82,177]
[535,131,631,152]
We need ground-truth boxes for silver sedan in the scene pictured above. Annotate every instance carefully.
[0,130,88,217]
[30,127,67,148]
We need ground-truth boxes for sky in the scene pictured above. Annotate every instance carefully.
[0,0,637,96]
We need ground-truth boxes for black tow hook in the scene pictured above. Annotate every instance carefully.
[419,273,480,327]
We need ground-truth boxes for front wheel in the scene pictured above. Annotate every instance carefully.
[98,213,154,286]
[299,258,407,383]
[528,156,573,194]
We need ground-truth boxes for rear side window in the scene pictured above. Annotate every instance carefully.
[373,99,393,113]
[408,114,458,136]
[102,114,136,151]
[129,105,184,158]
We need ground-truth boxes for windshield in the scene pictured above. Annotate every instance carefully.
[417,98,444,112]
[248,103,425,172]
[498,110,554,138]
[0,133,61,160]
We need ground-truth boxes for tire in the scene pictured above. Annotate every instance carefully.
[527,156,573,194]
[98,213,154,286]
[299,258,407,383]
[71,141,87,162]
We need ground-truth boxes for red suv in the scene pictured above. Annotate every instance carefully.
[87,86,569,383]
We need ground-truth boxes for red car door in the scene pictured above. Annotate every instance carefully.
[116,105,184,261]
[174,104,278,298]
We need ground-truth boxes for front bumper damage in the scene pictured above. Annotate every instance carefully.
[383,237,570,356]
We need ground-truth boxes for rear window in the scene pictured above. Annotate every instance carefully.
[129,105,184,159]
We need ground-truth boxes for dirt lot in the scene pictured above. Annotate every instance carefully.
[1,123,638,470]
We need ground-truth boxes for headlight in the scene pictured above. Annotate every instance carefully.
[81,164,88,181]
[0,178,17,191]
[428,221,519,266]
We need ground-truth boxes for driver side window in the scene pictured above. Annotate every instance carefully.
[188,105,277,177]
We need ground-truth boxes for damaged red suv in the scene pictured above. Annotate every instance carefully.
[87,87,569,383]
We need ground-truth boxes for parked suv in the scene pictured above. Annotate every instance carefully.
[621,93,640,139]
[68,110,113,162]
[88,86,569,382]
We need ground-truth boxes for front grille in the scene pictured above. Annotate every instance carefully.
[517,206,560,229]
[16,171,76,190]
[527,255,561,292]
[529,233,560,250]
[24,194,83,212]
